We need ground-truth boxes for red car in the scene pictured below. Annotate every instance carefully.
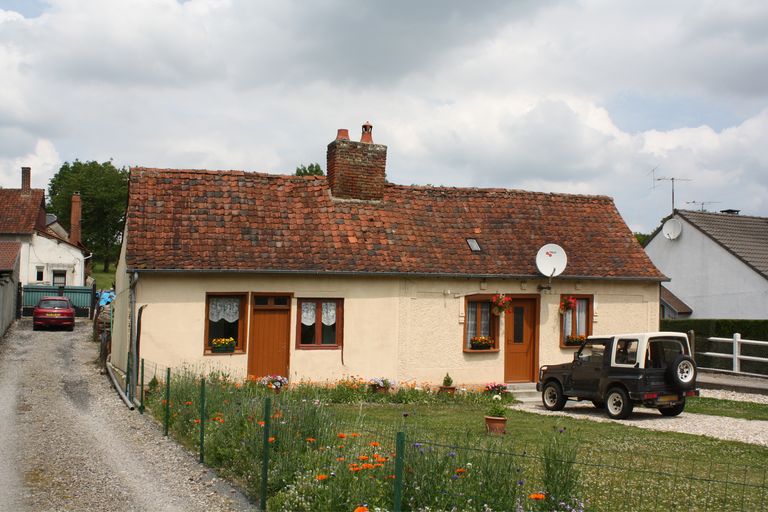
[33,296,75,331]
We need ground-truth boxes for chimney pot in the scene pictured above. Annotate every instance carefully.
[336,128,350,141]
[360,121,373,143]
[21,166,31,193]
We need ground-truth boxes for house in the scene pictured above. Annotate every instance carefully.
[645,209,768,320]
[0,241,21,336]
[111,123,665,390]
[0,167,89,287]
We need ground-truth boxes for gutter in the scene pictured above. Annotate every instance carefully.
[125,267,668,282]
[106,355,135,410]
[128,271,139,401]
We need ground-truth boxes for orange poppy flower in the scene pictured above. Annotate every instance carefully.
[337,433,347,439]
[350,433,361,437]
[306,437,317,443]
[193,419,201,424]
[268,437,276,443]
[358,455,369,461]
[184,401,193,406]
[455,468,466,474]
[529,493,546,501]
[353,507,369,512]
[336,457,346,462]
[316,474,329,481]
[369,441,380,447]
[361,463,374,470]
[257,421,265,427]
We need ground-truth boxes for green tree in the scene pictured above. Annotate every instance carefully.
[47,160,129,272]
[634,232,650,246]
[295,162,323,176]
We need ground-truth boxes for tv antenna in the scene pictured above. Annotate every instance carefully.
[655,176,692,211]
[686,200,721,212]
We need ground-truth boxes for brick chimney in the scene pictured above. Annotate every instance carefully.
[70,192,82,246]
[326,122,387,201]
[21,166,31,194]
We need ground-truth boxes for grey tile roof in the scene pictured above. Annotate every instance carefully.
[677,210,768,280]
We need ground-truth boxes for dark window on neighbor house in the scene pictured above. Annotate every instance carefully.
[297,299,343,348]
[561,295,593,345]
[36,267,44,281]
[205,294,247,352]
[464,295,500,350]
[52,270,66,286]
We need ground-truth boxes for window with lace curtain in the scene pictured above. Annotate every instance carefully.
[205,294,246,352]
[560,294,593,347]
[464,295,500,351]
[297,299,343,348]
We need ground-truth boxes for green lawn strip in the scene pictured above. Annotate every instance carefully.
[686,396,768,421]
[331,403,768,511]
[91,264,115,290]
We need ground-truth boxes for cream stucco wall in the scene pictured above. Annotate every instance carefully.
[111,238,130,373]
[112,267,660,386]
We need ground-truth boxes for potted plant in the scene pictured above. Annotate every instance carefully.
[439,373,456,394]
[564,334,586,347]
[369,377,392,394]
[485,396,508,434]
[559,296,577,315]
[260,375,289,393]
[210,336,236,353]
[490,293,512,315]
[470,336,495,350]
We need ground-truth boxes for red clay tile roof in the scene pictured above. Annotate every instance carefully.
[0,241,21,271]
[125,168,665,280]
[0,188,46,235]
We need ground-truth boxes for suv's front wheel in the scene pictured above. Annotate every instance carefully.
[542,381,567,411]
[605,387,634,419]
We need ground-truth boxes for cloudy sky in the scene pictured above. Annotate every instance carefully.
[1,0,767,232]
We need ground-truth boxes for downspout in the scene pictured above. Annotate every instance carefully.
[128,271,139,401]
[131,305,147,410]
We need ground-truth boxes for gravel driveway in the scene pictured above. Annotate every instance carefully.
[511,392,768,446]
[0,319,253,512]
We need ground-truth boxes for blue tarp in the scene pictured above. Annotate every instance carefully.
[98,290,115,306]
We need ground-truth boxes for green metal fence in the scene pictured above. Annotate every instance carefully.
[140,362,768,511]
[21,284,96,317]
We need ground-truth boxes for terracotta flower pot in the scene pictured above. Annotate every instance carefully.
[438,386,456,395]
[484,415,507,435]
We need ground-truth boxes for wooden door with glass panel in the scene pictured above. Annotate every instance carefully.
[248,294,291,379]
[504,298,537,382]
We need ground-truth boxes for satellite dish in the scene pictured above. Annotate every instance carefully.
[536,244,568,278]
[662,219,682,240]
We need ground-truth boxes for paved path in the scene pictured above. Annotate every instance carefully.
[0,319,253,511]
[511,400,768,446]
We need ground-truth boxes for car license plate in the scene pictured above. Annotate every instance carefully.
[46,313,61,317]
[658,395,678,403]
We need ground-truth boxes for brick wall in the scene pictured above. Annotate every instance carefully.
[326,140,387,201]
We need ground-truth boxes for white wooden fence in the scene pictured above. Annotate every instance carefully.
[697,333,768,377]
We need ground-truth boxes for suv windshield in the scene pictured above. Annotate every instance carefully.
[38,300,69,309]
[646,338,685,368]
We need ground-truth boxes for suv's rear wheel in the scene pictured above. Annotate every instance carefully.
[669,355,697,390]
[605,387,633,419]
[542,381,567,411]
[658,400,685,417]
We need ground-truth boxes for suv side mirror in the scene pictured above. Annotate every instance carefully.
[573,352,580,362]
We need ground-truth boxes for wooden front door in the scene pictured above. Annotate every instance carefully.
[248,295,291,378]
[504,298,538,382]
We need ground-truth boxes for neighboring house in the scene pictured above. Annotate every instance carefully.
[645,209,768,319]
[0,167,89,287]
[112,123,665,388]
[0,241,21,336]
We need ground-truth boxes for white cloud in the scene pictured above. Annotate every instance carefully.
[0,138,61,189]
[0,0,766,232]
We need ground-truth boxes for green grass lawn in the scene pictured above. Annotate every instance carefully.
[145,376,768,512]
[687,396,768,421]
[91,263,115,290]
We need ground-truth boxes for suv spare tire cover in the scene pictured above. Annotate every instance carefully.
[669,355,697,390]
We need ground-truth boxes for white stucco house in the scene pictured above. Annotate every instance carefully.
[0,167,89,287]
[645,209,768,319]
[112,122,666,391]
